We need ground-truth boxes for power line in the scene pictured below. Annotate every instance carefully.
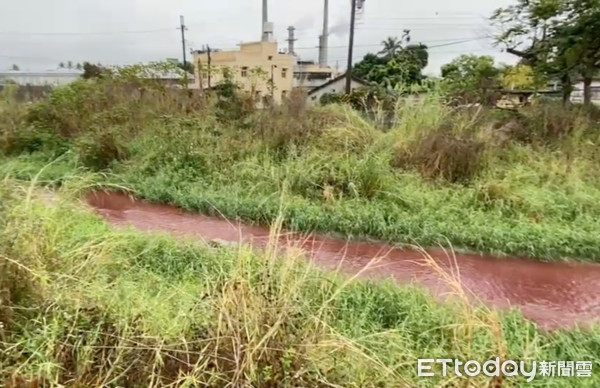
[291,36,490,51]
[362,16,484,20]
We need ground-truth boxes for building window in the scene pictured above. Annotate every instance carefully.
[281,68,288,78]
[241,67,248,77]
[282,90,288,99]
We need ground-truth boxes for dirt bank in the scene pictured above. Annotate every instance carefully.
[87,190,600,330]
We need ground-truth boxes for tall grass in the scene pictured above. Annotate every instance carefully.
[0,181,599,387]
[2,76,600,260]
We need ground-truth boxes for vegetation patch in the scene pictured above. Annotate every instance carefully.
[0,182,599,387]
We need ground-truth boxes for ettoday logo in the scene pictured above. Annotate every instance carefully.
[418,358,593,382]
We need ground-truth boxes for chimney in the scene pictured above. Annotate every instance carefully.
[262,0,269,41]
[318,0,329,67]
[287,26,297,55]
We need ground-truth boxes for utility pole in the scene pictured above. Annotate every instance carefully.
[345,0,357,94]
[207,45,212,89]
[180,15,187,69]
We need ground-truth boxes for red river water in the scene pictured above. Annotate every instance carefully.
[87,191,600,330]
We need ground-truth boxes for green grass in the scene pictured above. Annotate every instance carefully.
[2,78,600,386]
[3,80,600,261]
[1,181,599,387]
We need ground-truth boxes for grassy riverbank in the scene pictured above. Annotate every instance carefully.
[2,76,600,261]
[0,181,598,387]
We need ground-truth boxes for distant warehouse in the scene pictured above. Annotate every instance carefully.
[0,69,83,86]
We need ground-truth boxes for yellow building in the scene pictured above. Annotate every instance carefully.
[193,41,294,104]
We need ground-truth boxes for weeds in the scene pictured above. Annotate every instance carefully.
[392,125,486,183]
[2,73,600,261]
[0,183,599,387]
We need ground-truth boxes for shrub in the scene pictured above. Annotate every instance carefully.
[393,124,486,183]
[499,102,596,145]
[288,154,392,200]
[74,126,129,170]
[0,126,66,156]
[320,92,343,105]
[283,88,308,118]
[25,66,208,139]
[244,107,339,154]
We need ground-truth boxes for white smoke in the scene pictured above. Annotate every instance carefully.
[292,13,316,31]
[328,18,349,37]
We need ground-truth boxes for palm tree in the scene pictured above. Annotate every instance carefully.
[379,37,402,58]
[59,62,65,69]
[378,30,412,59]
[67,61,73,69]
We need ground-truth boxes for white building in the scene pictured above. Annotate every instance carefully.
[306,73,368,105]
[571,78,600,104]
[293,60,336,93]
[0,69,83,86]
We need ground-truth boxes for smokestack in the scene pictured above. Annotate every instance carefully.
[319,0,329,67]
[262,0,269,41]
[287,26,297,55]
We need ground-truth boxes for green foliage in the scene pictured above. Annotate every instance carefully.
[319,92,343,105]
[214,67,253,121]
[506,102,595,145]
[500,64,545,90]
[441,55,501,104]
[353,33,429,89]
[492,0,600,105]
[392,122,486,183]
[82,62,106,79]
[353,53,387,80]
[177,61,195,74]
[74,126,129,170]
[1,184,600,387]
[3,74,600,261]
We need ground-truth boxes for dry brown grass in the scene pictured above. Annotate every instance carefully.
[392,125,486,183]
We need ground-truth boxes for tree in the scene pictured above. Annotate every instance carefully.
[67,61,73,70]
[353,53,388,80]
[59,62,65,69]
[10,64,19,71]
[379,37,403,58]
[441,55,500,104]
[559,0,600,106]
[76,63,83,71]
[248,66,268,97]
[492,0,600,106]
[353,32,429,90]
[492,0,572,103]
[177,61,195,74]
[82,62,106,79]
[500,64,543,90]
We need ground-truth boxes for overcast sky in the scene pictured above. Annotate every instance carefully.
[0,0,518,74]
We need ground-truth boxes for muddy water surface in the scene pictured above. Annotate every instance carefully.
[87,191,600,330]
